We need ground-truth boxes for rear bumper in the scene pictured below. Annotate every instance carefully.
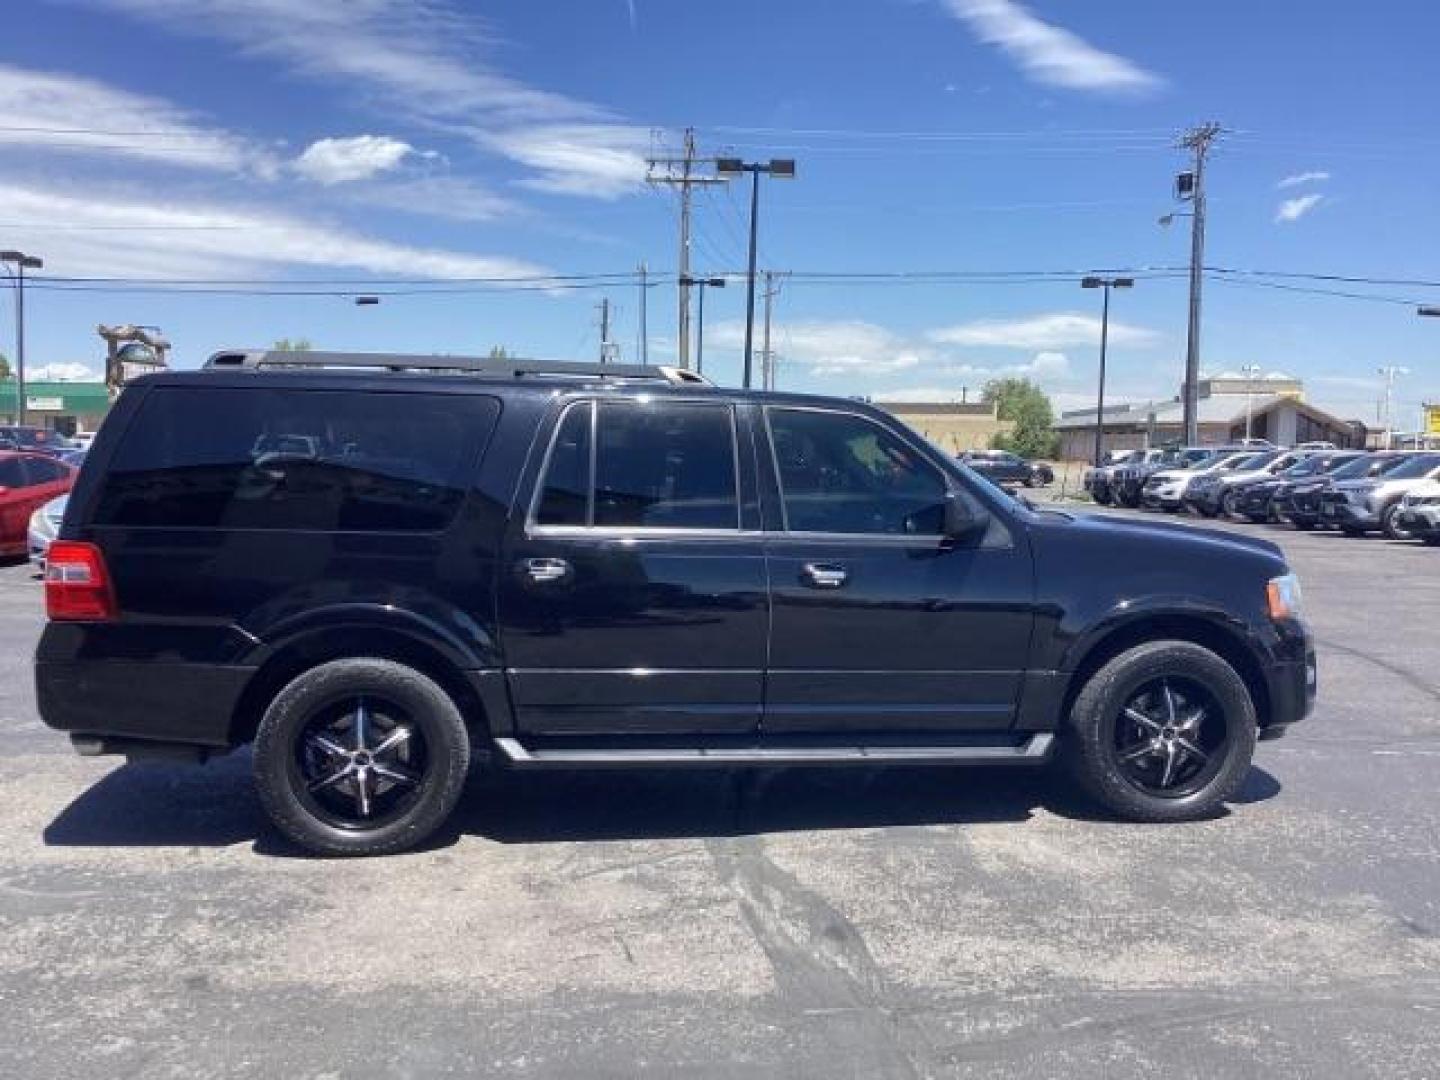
[36,659,252,748]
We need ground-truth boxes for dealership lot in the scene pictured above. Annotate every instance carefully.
[1,515,1437,1079]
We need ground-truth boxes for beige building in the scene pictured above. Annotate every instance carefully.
[875,400,1016,453]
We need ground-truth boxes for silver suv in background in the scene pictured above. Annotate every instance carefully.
[1323,453,1440,539]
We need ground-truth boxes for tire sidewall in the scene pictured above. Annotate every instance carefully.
[1068,641,1258,822]
[254,659,471,856]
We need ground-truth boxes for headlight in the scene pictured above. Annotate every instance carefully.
[1266,573,1305,623]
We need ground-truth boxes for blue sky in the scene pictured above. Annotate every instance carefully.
[2,0,1438,425]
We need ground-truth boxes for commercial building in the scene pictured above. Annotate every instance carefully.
[1053,372,1365,461]
[0,378,112,435]
[873,400,1016,453]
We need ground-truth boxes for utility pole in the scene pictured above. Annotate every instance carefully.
[637,263,649,365]
[1,250,43,425]
[760,272,775,390]
[1177,122,1222,447]
[598,298,611,364]
[716,158,796,388]
[1082,276,1135,467]
[647,128,728,369]
[1242,362,1261,443]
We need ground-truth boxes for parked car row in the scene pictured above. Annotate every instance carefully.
[1104,444,1440,545]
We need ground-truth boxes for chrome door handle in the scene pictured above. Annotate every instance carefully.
[801,563,848,589]
[519,557,572,584]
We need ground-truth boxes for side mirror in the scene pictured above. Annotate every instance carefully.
[943,491,990,539]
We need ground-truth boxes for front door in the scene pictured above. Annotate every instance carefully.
[760,406,1034,734]
[498,397,768,737]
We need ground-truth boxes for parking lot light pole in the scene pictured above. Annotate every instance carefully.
[715,158,795,388]
[1,250,43,426]
[680,275,726,376]
[1082,276,1134,468]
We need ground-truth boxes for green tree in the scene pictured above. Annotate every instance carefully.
[271,338,313,352]
[487,345,511,359]
[0,353,10,380]
[983,377,1059,459]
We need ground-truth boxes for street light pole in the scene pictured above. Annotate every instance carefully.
[1082,276,1134,467]
[680,275,726,376]
[1242,362,1261,443]
[715,158,795,388]
[1,250,44,426]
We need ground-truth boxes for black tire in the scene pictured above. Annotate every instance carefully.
[1381,504,1413,542]
[1221,490,1241,519]
[1117,488,1142,509]
[253,658,471,856]
[1423,534,1440,547]
[1195,504,1219,519]
[1093,488,1113,506]
[1065,641,1257,823]
[1291,519,1315,531]
[1340,524,1366,537]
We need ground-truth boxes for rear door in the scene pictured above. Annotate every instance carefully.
[0,457,29,545]
[760,405,1034,734]
[497,396,768,736]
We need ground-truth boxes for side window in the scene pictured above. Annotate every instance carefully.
[0,459,25,489]
[94,387,496,531]
[24,457,66,484]
[535,402,593,526]
[594,402,738,529]
[768,409,948,535]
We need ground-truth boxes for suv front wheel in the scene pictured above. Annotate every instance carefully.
[1066,640,1257,822]
[253,658,471,856]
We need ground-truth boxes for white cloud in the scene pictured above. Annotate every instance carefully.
[928,312,1160,350]
[0,180,552,281]
[29,363,100,382]
[1275,193,1325,223]
[480,124,650,199]
[82,0,649,197]
[293,135,414,184]
[0,61,273,175]
[1277,170,1330,189]
[710,319,923,375]
[940,0,1162,93]
[337,175,518,222]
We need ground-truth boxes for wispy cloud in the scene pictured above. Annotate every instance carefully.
[292,135,415,185]
[334,175,519,222]
[1275,193,1325,224]
[29,363,101,381]
[710,320,923,375]
[928,312,1160,350]
[82,0,652,197]
[1277,170,1330,189]
[0,180,551,280]
[939,0,1162,94]
[0,61,275,175]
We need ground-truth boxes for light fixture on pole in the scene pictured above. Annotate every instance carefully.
[1081,275,1134,468]
[679,275,726,376]
[354,295,380,306]
[714,157,795,389]
[1,250,43,426]
[1420,306,1440,318]
[1378,365,1410,450]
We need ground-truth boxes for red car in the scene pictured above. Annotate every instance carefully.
[0,452,76,557]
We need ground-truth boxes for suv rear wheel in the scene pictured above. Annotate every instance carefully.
[253,659,471,856]
[1066,641,1257,822]
[1381,504,1413,542]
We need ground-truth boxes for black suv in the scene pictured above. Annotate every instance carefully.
[36,351,1316,855]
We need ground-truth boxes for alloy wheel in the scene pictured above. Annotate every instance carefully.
[295,696,428,829]
[1112,678,1228,798]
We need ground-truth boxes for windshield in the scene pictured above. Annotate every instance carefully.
[1280,456,1327,477]
[1332,454,1390,479]
[1382,453,1440,480]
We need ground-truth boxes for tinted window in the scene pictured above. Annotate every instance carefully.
[24,457,67,483]
[1385,453,1440,480]
[768,408,947,534]
[95,387,495,531]
[536,401,592,526]
[0,459,25,489]
[594,402,737,529]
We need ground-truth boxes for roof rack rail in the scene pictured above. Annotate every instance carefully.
[204,350,714,387]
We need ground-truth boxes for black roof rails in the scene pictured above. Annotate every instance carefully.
[204,350,714,387]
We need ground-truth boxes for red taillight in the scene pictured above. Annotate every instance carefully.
[45,541,117,622]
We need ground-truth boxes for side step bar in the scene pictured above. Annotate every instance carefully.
[494,734,1054,768]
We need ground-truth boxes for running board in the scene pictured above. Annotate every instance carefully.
[494,734,1054,768]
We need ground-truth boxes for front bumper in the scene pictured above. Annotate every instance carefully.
[1261,622,1318,738]
[1319,497,1379,529]
[1397,504,1440,535]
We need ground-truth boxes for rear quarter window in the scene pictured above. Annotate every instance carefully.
[94,386,498,531]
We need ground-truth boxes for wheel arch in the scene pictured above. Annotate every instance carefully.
[1060,614,1273,732]
[228,625,494,747]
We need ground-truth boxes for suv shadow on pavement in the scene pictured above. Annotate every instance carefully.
[41,756,1283,856]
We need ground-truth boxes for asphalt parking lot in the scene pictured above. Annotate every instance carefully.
[1,515,1437,1079]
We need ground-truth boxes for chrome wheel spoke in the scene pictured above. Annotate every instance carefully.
[1124,706,1162,734]
[1175,736,1209,765]
[1159,742,1180,787]
[1162,682,1179,726]
[1120,740,1159,762]
[307,733,349,759]
[372,761,420,787]
[354,767,373,817]
[371,726,412,757]
[353,697,371,752]
[1177,707,1206,735]
[309,762,354,792]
